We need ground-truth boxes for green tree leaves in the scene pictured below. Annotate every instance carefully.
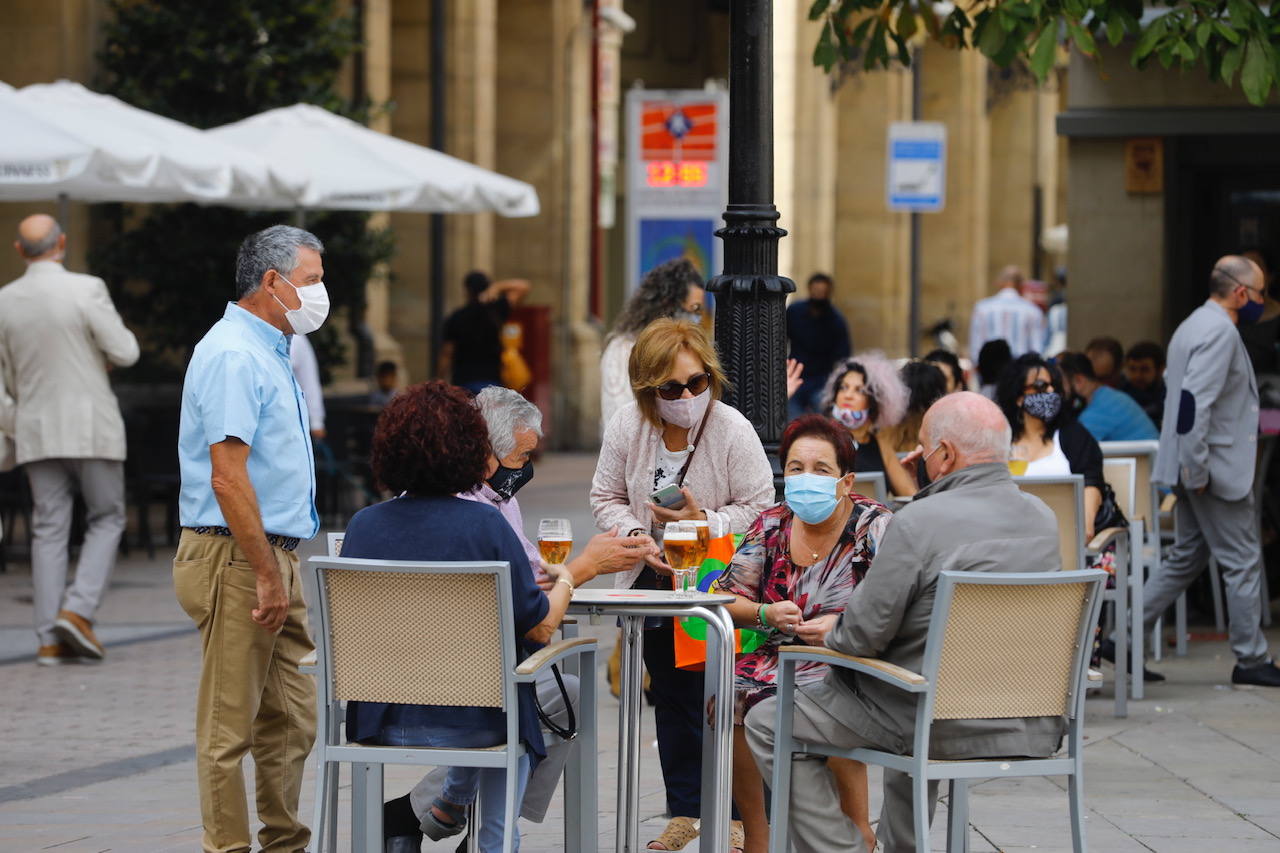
[809,0,1279,107]
[91,0,394,381]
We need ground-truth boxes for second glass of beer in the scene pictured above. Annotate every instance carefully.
[537,518,573,570]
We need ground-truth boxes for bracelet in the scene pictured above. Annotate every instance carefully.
[555,575,575,593]
[757,603,769,629]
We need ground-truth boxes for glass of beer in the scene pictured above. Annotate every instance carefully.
[664,521,699,596]
[690,518,711,566]
[537,518,573,569]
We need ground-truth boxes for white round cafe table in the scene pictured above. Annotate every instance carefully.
[566,588,737,853]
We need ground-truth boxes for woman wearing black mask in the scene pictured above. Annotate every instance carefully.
[996,354,1109,539]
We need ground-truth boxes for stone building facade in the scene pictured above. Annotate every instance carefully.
[0,0,1065,447]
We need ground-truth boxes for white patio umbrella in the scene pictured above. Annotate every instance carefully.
[207,103,540,216]
[1,80,298,205]
[0,83,100,193]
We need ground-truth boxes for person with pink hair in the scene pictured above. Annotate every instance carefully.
[819,352,917,496]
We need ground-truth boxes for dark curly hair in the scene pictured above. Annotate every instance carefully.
[779,414,857,475]
[608,258,703,339]
[371,381,491,496]
[996,353,1065,443]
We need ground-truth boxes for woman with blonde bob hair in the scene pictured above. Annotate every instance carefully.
[590,318,774,852]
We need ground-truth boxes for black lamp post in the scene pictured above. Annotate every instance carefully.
[706,0,795,460]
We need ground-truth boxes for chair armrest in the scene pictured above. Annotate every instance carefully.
[1160,493,1177,513]
[1086,526,1127,555]
[778,645,928,693]
[515,637,598,679]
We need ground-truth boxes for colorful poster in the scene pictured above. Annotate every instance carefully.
[638,217,715,280]
[641,101,718,161]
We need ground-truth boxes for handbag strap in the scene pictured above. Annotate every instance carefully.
[673,404,713,489]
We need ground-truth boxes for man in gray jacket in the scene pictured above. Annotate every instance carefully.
[1146,255,1280,687]
[746,392,1063,853]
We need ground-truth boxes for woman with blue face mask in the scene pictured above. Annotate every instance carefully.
[713,415,893,853]
[820,352,919,497]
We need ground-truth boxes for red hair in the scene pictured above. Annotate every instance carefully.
[779,414,857,474]
[371,381,491,496]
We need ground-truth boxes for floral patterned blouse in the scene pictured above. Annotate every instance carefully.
[715,495,892,724]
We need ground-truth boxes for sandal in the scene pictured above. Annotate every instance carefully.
[422,797,468,841]
[647,815,699,851]
[730,819,745,852]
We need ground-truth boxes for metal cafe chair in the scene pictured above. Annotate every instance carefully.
[1014,474,1133,716]
[768,569,1107,853]
[308,556,598,853]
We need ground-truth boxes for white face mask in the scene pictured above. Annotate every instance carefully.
[272,272,330,335]
[656,387,711,429]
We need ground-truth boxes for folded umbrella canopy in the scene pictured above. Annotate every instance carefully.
[207,103,539,216]
[0,80,295,204]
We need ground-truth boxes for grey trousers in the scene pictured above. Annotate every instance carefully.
[1143,486,1271,667]
[410,669,580,826]
[26,458,125,646]
[745,693,938,853]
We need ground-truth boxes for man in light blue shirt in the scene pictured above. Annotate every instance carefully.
[175,225,328,853]
[968,265,1046,359]
[1058,351,1158,442]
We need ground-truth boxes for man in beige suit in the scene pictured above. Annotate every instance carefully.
[0,215,139,666]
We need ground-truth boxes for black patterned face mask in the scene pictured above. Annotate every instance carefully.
[1023,392,1062,423]
[487,461,534,500]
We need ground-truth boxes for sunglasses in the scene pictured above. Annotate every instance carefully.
[654,372,710,401]
[1024,380,1054,394]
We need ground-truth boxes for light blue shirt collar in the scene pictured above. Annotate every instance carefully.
[224,302,290,358]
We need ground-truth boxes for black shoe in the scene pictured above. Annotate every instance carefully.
[1097,639,1166,683]
[385,834,422,853]
[1232,660,1280,687]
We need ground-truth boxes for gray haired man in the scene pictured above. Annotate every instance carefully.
[746,393,1063,853]
[176,225,325,852]
[0,214,138,666]
[1145,255,1280,687]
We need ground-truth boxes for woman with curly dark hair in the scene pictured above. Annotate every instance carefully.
[600,258,706,432]
[340,381,572,852]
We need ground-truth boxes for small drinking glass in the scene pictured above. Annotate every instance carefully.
[537,518,573,569]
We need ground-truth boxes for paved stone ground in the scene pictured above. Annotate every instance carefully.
[1,453,1278,852]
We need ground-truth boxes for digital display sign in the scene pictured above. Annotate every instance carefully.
[645,160,709,188]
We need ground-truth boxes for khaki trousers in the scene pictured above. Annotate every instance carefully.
[174,529,317,853]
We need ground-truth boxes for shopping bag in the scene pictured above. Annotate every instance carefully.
[674,532,767,671]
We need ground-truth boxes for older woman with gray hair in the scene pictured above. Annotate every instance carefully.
[382,386,659,851]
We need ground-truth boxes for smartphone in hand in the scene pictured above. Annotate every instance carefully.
[649,483,687,510]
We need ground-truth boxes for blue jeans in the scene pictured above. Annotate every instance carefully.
[379,724,532,851]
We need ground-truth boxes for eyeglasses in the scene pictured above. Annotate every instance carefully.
[1217,265,1264,296]
[1024,380,1054,394]
[654,372,710,401]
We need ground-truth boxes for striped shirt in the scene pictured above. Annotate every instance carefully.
[969,288,1047,359]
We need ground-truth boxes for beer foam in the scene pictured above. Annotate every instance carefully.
[664,531,697,541]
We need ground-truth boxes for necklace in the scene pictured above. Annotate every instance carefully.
[792,503,849,564]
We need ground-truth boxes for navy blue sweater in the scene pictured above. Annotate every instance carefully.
[340,494,550,759]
